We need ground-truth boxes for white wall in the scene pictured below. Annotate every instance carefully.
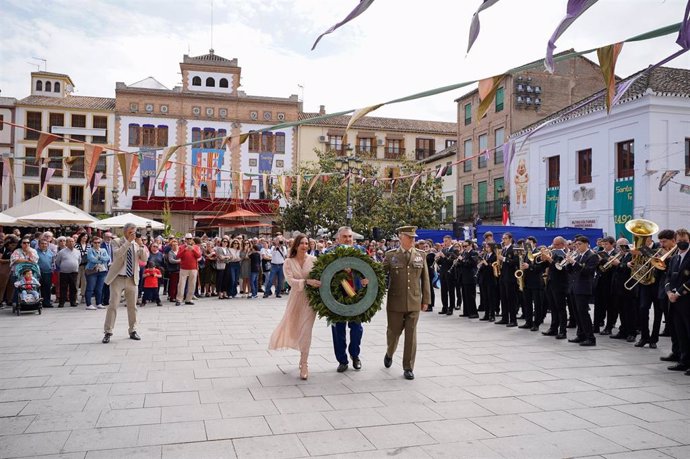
[510,94,690,236]
[0,108,13,145]
[185,72,234,95]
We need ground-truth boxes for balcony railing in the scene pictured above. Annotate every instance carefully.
[456,200,505,221]
[355,146,377,159]
[415,149,436,161]
[384,148,405,160]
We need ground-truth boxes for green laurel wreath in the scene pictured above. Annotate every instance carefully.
[306,246,386,324]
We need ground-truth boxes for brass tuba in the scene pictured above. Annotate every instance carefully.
[624,219,660,290]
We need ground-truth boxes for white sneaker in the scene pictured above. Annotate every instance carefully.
[85,305,97,310]
[96,304,106,309]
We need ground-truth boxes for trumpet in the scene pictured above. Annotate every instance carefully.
[555,251,576,270]
[600,251,622,272]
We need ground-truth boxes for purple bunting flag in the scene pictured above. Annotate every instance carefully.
[545,0,599,73]
[677,0,690,49]
[467,0,501,53]
[311,0,375,51]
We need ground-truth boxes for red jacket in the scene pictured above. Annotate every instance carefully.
[177,245,201,270]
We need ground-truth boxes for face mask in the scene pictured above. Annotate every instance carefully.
[677,241,689,251]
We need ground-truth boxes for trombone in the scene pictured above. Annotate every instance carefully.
[624,245,678,290]
[623,218,660,290]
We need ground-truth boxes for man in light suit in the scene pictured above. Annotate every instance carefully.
[382,226,431,380]
[102,223,149,343]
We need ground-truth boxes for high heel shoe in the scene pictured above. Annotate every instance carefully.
[299,362,309,380]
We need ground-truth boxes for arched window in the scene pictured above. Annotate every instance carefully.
[54,82,60,93]
[205,77,215,87]
[45,81,52,92]
[219,78,229,88]
[36,80,43,91]
[192,76,201,86]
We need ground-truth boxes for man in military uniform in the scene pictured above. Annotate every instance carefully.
[383,226,431,380]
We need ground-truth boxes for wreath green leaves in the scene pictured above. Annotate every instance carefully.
[307,245,386,324]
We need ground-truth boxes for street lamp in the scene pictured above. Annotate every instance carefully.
[334,147,363,226]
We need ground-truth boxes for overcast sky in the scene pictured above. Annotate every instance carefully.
[1,0,688,121]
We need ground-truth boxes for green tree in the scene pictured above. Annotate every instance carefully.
[280,150,444,239]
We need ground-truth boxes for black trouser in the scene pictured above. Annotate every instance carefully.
[573,293,595,340]
[454,273,463,309]
[638,284,662,342]
[500,279,517,323]
[216,268,228,294]
[546,284,567,333]
[523,288,543,326]
[40,272,52,307]
[479,277,498,319]
[462,283,477,316]
[439,271,455,313]
[604,290,619,332]
[567,293,576,324]
[428,270,435,309]
[674,301,690,366]
[616,291,637,337]
[593,278,612,328]
[59,272,78,306]
[663,297,679,356]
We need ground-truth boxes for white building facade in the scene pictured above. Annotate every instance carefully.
[509,67,690,237]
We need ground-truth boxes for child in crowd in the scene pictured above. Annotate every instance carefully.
[15,269,40,303]
[141,261,162,306]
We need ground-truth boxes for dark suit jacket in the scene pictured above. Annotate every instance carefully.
[437,247,458,273]
[458,249,478,284]
[499,244,518,283]
[611,252,633,293]
[665,251,690,306]
[566,249,598,296]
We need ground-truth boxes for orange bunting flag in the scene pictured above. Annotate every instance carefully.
[116,153,130,194]
[209,179,217,201]
[35,133,59,165]
[155,145,179,179]
[39,166,55,194]
[84,144,103,183]
[597,42,624,113]
[284,176,293,197]
[128,154,140,186]
[242,178,252,200]
[306,174,320,196]
[295,175,303,202]
[477,75,505,122]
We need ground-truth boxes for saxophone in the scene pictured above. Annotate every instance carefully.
[491,245,502,278]
[514,243,526,292]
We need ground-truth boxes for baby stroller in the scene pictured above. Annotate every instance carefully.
[12,262,42,316]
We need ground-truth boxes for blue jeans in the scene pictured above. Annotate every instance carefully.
[226,262,240,297]
[85,271,107,306]
[331,322,363,364]
[264,263,284,296]
[250,272,259,297]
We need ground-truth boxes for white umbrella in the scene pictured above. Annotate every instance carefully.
[91,212,165,230]
[0,213,18,225]
[17,209,98,226]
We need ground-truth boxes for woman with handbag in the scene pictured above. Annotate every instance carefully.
[75,233,90,304]
[166,239,181,302]
[240,240,252,297]
[225,239,242,298]
[84,237,111,310]
[214,238,231,299]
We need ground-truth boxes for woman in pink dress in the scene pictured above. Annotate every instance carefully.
[268,234,321,380]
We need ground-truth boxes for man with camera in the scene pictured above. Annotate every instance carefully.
[263,236,287,298]
[102,223,149,343]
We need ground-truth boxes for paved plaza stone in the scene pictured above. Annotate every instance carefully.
[1,295,689,459]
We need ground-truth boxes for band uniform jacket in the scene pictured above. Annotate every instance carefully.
[477,249,497,284]
[593,249,617,288]
[524,250,547,289]
[664,251,690,305]
[565,249,598,296]
[458,249,479,284]
[499,244,519,284]
[437,246,458,274]
[546,250,569,288]
[611,252,633,293]
[383,247,431,312]
[104,238,149,287]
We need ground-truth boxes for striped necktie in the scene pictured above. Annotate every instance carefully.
[126,246,134,277]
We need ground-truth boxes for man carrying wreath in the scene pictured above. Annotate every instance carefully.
[383,226,430,380]
[327,226,369,373]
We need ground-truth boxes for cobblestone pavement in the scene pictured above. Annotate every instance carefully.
[0,294,689,459]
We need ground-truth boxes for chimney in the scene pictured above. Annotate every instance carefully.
[319,105,326,115]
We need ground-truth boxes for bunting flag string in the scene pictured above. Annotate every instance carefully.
[84,144,103,184]
[311,0,375,51]
[545,0,599,73]
[155,145,179,180]
[147,176,156,201]
[466,0,501,54]
[39,166,55,194]
[306,174,321,196]
[35,133,59,165]
[90,172,103,196]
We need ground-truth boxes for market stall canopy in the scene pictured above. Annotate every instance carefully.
[91,213,165,230]
[17,209,98,226]
[0,213,18,225]
[4,194,94,220]
[195,208,262,221]
[217,222,271,228]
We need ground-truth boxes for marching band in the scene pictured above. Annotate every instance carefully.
[419,222,690,375]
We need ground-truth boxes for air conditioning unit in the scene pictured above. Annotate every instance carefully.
[534,97,542,106]
[318,135,327,143]
[377,139,384,146]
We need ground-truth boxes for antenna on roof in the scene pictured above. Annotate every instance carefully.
[30,57,47,71]
[210,0,214,51]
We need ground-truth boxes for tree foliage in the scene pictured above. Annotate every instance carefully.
[280,149,445,239]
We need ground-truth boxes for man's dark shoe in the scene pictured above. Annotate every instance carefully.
[506,322,517,328]
[555,333,567,340]
[542,329,557,336]
[185,301,194,305]
[568,337,584,343]
[468,314,479,319]
[495,320,508,325]
[610,333,626,339]
[667,363,689,371]
[58,304,64,308]
[276,295,282,298]
[102,333,112,344]
[634,339,649,348]
[263,294,271,298]
[337,363,348,373]
[44,304,53,308]
[446,311,453,316]
[649,342,657,349]
[403,369,415,380]
[438,310,447,315]
[175,301,181,306]
[660,354,679,362]
[383,354,392,368]
[518,323,532,329]
[479,316,491,321]
[626,335,637,343]
[530,325,539,332]
[352,357,362,370]
[600,329,612,336]
[129,331,141,341]
[579,339,596,346]
[685,369,690,376]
